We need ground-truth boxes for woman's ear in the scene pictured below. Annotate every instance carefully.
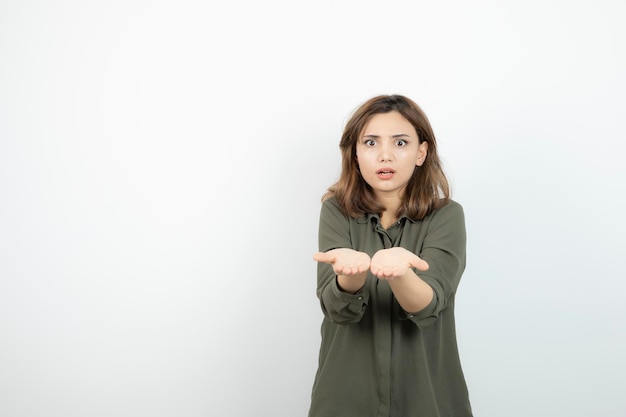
[416,141,429,166]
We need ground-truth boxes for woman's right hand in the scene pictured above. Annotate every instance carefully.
[313,248,371,276]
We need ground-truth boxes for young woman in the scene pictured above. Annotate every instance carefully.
[309,95,472,417]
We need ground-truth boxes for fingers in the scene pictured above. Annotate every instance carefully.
[313,252,334,263]
[333,260,370,276]
[370,264,395,278]
[335,265,359,275]
[411,257,429,271]
[370,264,408,278]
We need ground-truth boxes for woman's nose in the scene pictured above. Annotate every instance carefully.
[378,142,392,161]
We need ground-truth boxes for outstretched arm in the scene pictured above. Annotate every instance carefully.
[313,248,370,294]
[370,247,433,313]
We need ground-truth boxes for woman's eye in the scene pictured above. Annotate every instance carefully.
[396,139,407,147]
[365,139,376,147]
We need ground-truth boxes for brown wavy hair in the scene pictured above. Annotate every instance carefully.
[323,94,450,220]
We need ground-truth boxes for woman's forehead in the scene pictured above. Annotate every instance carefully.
[361,111,416,136]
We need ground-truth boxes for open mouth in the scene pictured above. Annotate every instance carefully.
[376,168,395,178]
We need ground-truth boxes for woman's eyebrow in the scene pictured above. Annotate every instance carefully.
[363,133,411,138]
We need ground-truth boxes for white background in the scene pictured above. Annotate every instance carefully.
[1,1,625,416]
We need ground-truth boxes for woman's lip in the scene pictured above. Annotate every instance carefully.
[376,168,395,179]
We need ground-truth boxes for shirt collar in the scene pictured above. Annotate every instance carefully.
[357,212,416,224]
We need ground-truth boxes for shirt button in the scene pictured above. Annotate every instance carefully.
[357,296,363,300]
[407,313,414,318]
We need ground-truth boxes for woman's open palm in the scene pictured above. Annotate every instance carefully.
[313,248,371,276]
[370,247,429,280]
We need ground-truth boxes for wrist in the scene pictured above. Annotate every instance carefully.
[336,273,367,294]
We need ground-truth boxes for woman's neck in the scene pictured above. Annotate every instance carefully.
[380,212,398,229]
[378,196,402,229]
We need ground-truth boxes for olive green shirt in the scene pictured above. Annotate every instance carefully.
[309,197,472,417]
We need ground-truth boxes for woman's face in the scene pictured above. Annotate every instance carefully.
[355,111,428,202]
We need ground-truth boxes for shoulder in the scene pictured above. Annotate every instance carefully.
[321,195,341,211]
[320,196,354,219]
[424,199,465,228]
[438,199,464,217]
[319,196,350,224]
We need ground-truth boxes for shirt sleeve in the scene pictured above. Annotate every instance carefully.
[405,200,467,328]
[316,198,370,324]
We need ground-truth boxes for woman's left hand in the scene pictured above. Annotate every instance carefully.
[370,247,429,280]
